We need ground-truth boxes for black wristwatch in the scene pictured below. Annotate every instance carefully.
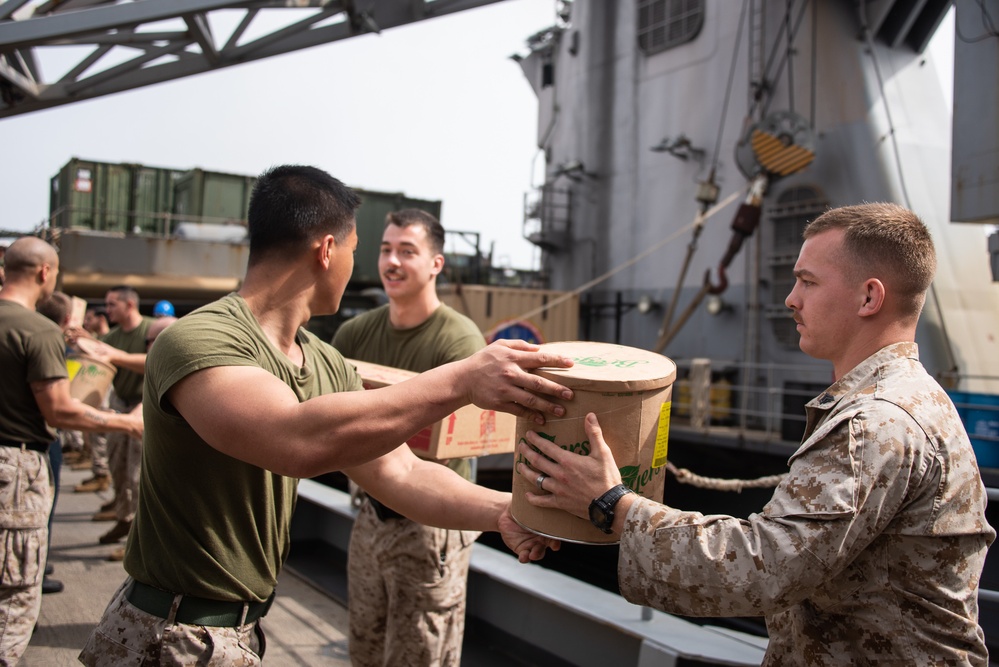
[588,484,634,534]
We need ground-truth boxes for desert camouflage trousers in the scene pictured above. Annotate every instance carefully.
[0,446,51,666]
[347,500,479,667]
[107,393,141,522]
[79,578,266,666]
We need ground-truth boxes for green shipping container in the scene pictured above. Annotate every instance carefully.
[351,188,442,286]
[173,169,257,225]
[49,158,183,234]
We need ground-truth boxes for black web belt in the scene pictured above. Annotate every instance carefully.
[0,439,51,452]
[126,580,275,627]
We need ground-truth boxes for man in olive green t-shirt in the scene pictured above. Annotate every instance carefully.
[0,238,141,664]
[80,165,572,667]
[334,209,486,667]
[91,286,152,545]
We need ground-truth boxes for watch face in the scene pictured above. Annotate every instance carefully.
[590,505,609,527]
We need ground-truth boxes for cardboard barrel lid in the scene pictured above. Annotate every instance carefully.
[531,341,676,392]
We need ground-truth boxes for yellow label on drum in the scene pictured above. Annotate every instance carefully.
[66,359,82,381]
[653,401,671,468]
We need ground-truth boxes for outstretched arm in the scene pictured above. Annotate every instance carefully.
[346,445,560,562]
[31,378,143,440]
[170,339,574,478]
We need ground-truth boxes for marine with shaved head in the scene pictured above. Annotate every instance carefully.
[0,237,142,662]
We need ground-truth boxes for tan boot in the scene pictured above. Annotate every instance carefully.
[99,520,131,544]
[92,509,116,522]
[107,547,126,562]
[69,459,93,471]
[62,450,84,464]
[74,475,110,493]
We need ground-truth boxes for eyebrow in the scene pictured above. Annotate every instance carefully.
[793,269,816,280]
[380,241,419,248]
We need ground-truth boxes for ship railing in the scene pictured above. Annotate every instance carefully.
[670,360,999,461]
[669,358,832,452]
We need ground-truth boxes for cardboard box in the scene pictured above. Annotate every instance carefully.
[68,296,87,329]
[438,284,579,344]
[347,358,517,460]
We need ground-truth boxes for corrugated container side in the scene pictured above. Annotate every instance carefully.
[50,158,101,229]
[100,162,132,232]
[438,285,580,344]
[49,158,184,234]
[173,169,256,225]
[132,166,183,234]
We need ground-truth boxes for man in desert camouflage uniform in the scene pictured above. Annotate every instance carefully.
[0,238,141,664]
[519,202,995,665]
[334,209,486,666]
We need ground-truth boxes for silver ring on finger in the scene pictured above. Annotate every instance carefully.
[535,472,548,491]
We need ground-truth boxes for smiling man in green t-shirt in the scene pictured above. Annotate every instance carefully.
[80,165,573,666]
[334,209,486,667]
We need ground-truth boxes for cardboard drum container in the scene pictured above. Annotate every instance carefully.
[66,354,116,408]
[511,341,676,544]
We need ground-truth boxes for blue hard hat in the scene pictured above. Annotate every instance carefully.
[153,300,175,317]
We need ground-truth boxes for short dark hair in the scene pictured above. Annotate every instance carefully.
[37,291,72,326]
[247,165,361,265]
[87,307,110,324]
[804,202,936,318]
[106,285,139,305]
[385,209,445,256]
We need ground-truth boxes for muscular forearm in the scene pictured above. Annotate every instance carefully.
[105,350,146,374]
[295,364,471,473]
[348,449,507,531]
[177,341,572,478]
[48,399,135,434]
[110,353,146,374]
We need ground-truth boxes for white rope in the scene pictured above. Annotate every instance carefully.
[666,461,786,492]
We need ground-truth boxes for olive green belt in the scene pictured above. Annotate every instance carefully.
[126,580,274,627]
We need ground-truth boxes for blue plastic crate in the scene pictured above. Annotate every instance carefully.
[948,391,999,469]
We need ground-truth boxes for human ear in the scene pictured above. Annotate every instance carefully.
[859,278,886,317]
[318,235,335,269]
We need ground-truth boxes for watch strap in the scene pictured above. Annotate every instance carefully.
[589,483,634,533]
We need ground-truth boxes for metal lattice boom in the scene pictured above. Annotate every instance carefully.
[0,0,504,118]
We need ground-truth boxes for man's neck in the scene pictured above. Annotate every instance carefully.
[0,283,41,310]
[238,268,313,363]
[831,322,917,381]
[388,290,440,330]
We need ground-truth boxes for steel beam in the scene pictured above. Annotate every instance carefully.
[0,0,505,118]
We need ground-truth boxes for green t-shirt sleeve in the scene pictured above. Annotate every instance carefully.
[146,315,262,411]
[26,323,68,383]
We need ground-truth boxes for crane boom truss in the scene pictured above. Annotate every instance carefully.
[0,0,504,118]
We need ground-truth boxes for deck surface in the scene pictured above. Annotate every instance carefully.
[21,465,352,666]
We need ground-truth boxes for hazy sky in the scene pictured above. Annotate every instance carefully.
[0,0,556,269]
